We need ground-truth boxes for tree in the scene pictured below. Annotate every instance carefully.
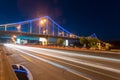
[79,37,88,48]
[105,43,112,50]
[57,38,64,46]
[87,37,100,48]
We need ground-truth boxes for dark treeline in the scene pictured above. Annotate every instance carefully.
[109,41,120,49]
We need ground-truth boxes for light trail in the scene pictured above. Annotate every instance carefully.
[32,48,120,62]
[17,46,120,74]
[8,44,120,62]
[4,44,120,79]
[4,44,120,74]
[6,45,91,80]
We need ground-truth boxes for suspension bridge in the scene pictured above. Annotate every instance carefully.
[0,16,79,45]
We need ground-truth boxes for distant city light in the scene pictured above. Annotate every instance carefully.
[16,38,21,44]
[16,25,21,32]
[65,40,68,46]
[39,37,47,45]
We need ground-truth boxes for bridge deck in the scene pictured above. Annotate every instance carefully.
[0,31,79,39]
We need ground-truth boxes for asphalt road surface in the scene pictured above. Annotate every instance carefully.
[3,44,120,80]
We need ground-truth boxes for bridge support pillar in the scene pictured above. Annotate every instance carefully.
[30,21,32,33]
[5,25,7,31]
[52,23,54,36]
[46,16,48,35]
[58,27,59,36]
[39,23,41,34]
[62,30,64,37]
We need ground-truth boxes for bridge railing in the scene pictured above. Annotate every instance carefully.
[0,16,79,38]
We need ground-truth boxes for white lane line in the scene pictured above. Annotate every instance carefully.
[9,46,91,80]
[4,44,120,79]
[35,48,120,62]
[5,44,120,74]
[16,46,120,74]
[43,54,120,80]
[15,45,120,62]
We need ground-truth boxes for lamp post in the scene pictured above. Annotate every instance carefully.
[40,18,47,26]
[16,25,21,32]
[39,18,47,34]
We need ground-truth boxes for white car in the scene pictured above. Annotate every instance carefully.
[12,64,33,80]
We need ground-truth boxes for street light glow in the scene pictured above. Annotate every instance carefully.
[40,18,47,26]
[40,20,44,25]
[13,35,17,38]
[43,18,47,22]
[16,25,21,32]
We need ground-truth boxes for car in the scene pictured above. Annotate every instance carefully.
[12,64,33,80]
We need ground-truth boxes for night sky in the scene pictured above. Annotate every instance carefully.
[0,0,120,41]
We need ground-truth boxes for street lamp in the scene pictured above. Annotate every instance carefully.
[16,25,21,32]
[40,18,47,26]
[43,30,48,34]
[39,18,47,34]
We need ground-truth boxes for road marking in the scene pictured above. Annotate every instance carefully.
[19,48,120,79]
[13,45,120,79]
[45,56,120,80]
[10,47,91,80]
[12,44,120,62]
[18,47,120,74]
[4,44,120,80]
[19,54,33,63]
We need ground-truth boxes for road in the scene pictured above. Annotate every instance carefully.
[3,44,120,80]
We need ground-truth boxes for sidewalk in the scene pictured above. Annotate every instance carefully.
[0,48,4,80]
[0,46,18,80]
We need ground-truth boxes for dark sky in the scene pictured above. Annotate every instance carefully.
[0,0,120,41]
